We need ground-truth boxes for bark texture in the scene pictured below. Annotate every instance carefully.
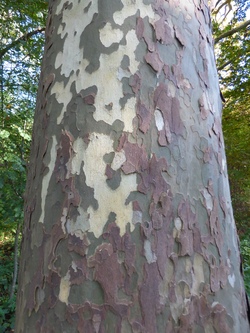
[15,0,250,332]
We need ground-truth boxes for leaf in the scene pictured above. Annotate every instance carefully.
[0,130,10,139]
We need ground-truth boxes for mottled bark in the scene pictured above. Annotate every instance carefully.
[15,0,250,332]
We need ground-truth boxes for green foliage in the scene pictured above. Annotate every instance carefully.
[213,1,250,297]
[240,238,250,296]
[0,0,47,231]
[213,1,250,236]
[0,1,47,330]
[223,103,250,235]
[0,112,29,233]
[0,240,16,332]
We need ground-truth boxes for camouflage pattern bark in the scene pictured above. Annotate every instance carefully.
[15,0,250,332]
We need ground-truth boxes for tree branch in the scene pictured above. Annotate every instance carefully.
[0,27,45,59]
[9,220,21,300]
[217,49,248,71]
[213,0,233,15]
[214,20,250,44]
[217,58,233,71]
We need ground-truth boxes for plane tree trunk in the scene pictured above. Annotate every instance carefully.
[15,0,250,332]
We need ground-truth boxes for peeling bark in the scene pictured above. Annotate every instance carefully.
[15,0,250,332]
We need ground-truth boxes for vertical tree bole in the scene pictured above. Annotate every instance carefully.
[15,1,250,332]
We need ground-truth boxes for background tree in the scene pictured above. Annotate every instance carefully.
[212,0,250,296]
[212,0,250,236]
[15,0,250,332]
[0,0,47,330]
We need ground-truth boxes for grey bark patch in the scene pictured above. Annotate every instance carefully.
[69,281,104,305]
[106,168,122,190]
[79,0,124,73]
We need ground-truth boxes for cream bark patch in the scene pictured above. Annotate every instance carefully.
[58,272,70,304]
[66,206,90,239]
[113,0,155,25]
[99,22,123,47]
[111,150,126,171]
[75,30,139,130]
[192,254,205,295]
[53,30,139,129]
[154,109,164,131]
[82,133,137,238]
[39,136,57,224]
[55,1,98,77]
[144,239,157,263]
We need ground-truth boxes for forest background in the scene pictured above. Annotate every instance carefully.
[0,0,249,331]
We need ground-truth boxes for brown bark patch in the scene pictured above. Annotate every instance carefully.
[145,50,164,73]
[140,263,161,333]
[154,17,173,44]
[154,83,185,141]
[118,134,148,175]
[136,102,152,134]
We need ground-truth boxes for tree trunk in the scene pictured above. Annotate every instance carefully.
[9,220,21,300]
[15,0,250,332]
